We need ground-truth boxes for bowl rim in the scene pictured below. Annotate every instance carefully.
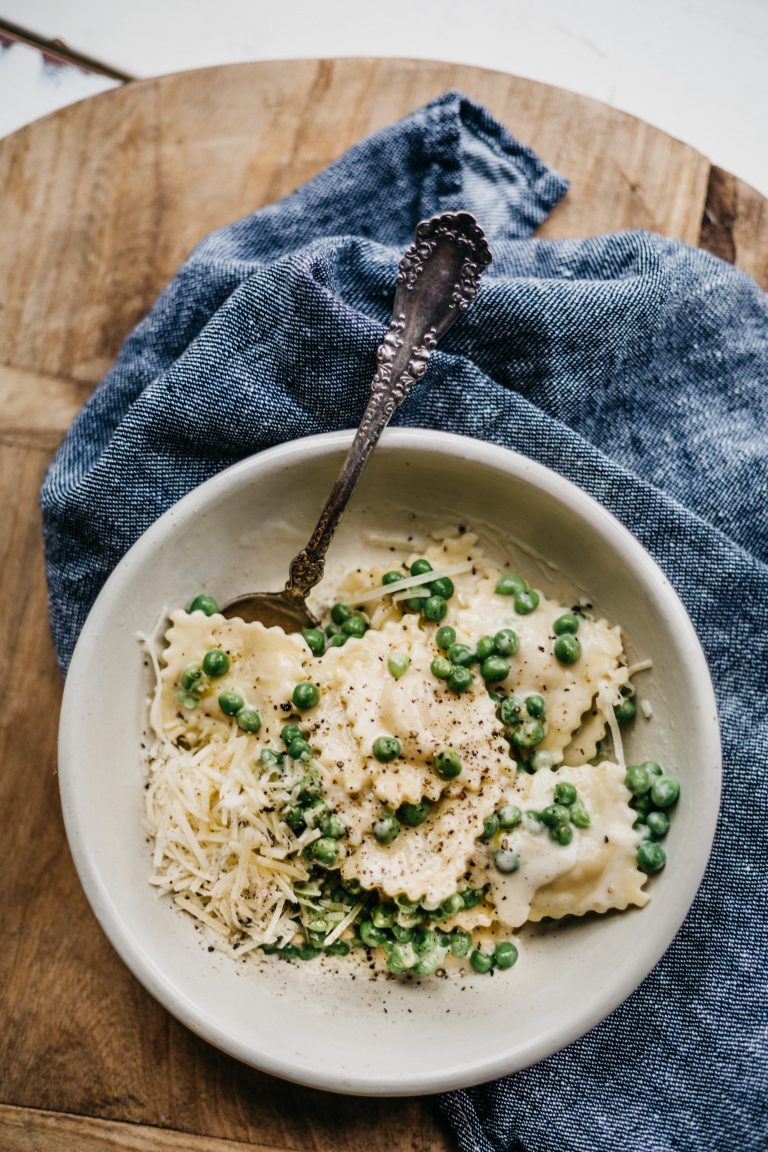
[58,427,722,1095]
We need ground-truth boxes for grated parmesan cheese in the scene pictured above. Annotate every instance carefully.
[347,561,474,605]
[599,687,626,772]
[143,638,311,949]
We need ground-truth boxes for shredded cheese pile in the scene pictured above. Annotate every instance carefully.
[144,717,322,954]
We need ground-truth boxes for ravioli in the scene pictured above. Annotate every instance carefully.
[475,762,648,929]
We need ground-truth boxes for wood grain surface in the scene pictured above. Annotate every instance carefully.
[0,57,765,1152]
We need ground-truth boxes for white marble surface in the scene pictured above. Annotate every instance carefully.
[1,0,767,195]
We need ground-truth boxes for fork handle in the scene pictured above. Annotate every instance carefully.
[284,212,492,601]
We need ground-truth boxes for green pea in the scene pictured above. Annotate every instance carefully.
[549,823,574,846]
[625,763,651,796]
[569,802,591,828]
[423,903,447,923]
[529,749,556,772]
[499,695,525,726]
[359,920,388,947]
[481,655,510,682]
[325,622,342,637]
[651,776,681,808]
[325,940,351,956]
[188,594,220,616]
[399,798,431,827]
[387,651,410,679]
[342,614,368,638]
[319,813,347,839]
[475,636,496,661]
[282,805,304,831]
[511,719,545,748]
[395,907,424,930]
[435,625,456,650]
[441,893,464,917]
[429,576,455,599]
[495,573,527,596]
[614,696,637,723]
[298,772,322,801]
[494,848,521,874]
[447,643,474,667]
[413,928,438,956]
[371,903,396,929]
[553,781,577,806]
[292,682,320,710]
[481,814,500,840]
[490,628,517,656]
[373,813,400,844]
[540,804,571,828]
[431,656,453,679]
[631,793,654,818]
[281,723,304,747]
[498,804,522,829]
[525,694,546,718]
[382,570,405,585]
[461,887,486,909]
[514,588,539,615]
[201,649,229,677]
[554,634,581,664]
[434,747,463,780]
[423,595,448,622]
[646,810,670,839]
[450,930,472,958]
[219,689,244,715]
[553,613,579,635]
[392,925,414,943]
[327,633,347,648]
[637,839,666,873]
[236,708,262,733]
[394,894,418,911]
[404,595,428,612]
[494,941,519,970]
[395,939,421,967]
[288,737,312,760]
[180,664,204,692]
[301,628,325,656]
[176,691,199,710]
[331,603,353,625]
[415,953,441,977]
[447,666,474,694]
[644,761,664,778]
[311,837,340,866]
[387,949,412,974]
[260,748,284,770]
[470,948,495,974]
[373,735,401,763]
[296,944,320,961]
[407,558,431,576]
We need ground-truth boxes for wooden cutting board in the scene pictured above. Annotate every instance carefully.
[0,57,765,1152]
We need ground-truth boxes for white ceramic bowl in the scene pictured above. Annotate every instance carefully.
[59,429,720,1095]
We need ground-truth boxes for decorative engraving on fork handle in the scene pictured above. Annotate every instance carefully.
[287,212,491,600]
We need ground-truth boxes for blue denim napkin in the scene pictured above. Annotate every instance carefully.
[41,91,767,1151]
